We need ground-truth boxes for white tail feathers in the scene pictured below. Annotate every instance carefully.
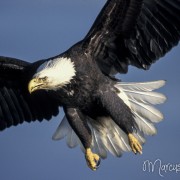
[52,116,79,148]
[115,80,166,135]
[52,80,166,158]
[52,116,132,158]
[117,80,166,91]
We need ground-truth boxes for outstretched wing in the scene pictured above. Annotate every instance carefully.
[0,56,59,131]
[83,0,180,74]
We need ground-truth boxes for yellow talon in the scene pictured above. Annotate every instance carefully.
[85,148,100,171]
[128,133,143,154]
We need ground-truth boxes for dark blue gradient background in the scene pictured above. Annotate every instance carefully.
[0,1,180,179]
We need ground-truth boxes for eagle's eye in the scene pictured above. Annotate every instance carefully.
[39,76,48,82]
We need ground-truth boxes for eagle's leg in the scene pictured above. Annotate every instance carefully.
[128,133,142,154]
[63,107,100,171]
[100,89,142,154]
[85,148,101,171]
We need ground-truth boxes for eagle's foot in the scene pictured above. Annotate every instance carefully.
[128,133,142,154]
[85,148,100,171]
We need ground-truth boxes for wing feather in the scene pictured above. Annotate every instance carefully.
[83,0,180,75]
[0,56,59,131]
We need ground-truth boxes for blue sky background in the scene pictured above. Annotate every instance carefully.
[0,0,180,179]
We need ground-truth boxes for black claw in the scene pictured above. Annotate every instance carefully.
[95,158,101,169]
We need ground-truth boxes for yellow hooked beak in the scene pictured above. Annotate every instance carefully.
[28,78,45,94]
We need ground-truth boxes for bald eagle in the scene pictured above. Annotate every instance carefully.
[0,0,180,171]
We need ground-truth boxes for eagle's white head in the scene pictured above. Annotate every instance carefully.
[28,57,76,93]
